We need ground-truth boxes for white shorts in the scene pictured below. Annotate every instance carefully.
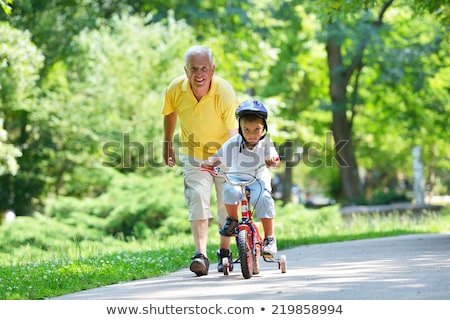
[180,154,228,225]
[223,178,275,219]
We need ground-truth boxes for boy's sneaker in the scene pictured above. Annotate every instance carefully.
[217,248,234,272]
[219,216,238,237]
[263,237,277,258]
[190,253,210,276]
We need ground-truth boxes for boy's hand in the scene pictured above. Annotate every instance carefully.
[265,156,280,168]
[201,157,220,169]
[201,161,214,170]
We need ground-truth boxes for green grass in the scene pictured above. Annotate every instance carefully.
[0,204,448,300]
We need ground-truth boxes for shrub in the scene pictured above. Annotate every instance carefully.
[44,170,187,239]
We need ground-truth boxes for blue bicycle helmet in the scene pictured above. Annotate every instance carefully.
[236,100,268,141]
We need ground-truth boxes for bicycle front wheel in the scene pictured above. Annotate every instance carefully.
[237,229,253,279]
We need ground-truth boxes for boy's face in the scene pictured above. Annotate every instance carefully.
[240,118,265,145]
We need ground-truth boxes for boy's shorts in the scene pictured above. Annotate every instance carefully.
[180,154,228,225]
[223,178,275,219]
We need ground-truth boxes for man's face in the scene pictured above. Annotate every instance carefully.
[184,53,215,91]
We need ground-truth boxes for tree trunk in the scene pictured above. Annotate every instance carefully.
[331,111,362,202]
[326,34,363,203]
[281,140,294,205]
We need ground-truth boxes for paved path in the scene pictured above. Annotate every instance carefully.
[54,233,450,300]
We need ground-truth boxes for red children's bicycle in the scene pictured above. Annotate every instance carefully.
[202,165,287,279]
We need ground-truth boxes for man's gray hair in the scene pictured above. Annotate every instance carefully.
[184,45,215,66]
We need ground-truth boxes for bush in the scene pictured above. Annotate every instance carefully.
[44,170,187,240]
[0,213,106,263]
[369,188,410,205]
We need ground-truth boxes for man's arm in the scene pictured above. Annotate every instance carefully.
[163,112,178,167]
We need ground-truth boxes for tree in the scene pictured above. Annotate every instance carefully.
[278,0,449,203]
[32,13,197,198]
[0,22,44,213]
[0,21,22,176]
[324,5,393,202]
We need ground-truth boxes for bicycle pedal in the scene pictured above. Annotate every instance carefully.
[262,253,275,260]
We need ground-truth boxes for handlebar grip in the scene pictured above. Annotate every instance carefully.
[200,167,218,175]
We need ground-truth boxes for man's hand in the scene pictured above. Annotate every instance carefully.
[167,156,175,167]
[163,142,175,167]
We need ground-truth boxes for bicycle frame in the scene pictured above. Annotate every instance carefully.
[201,163,287,278]
[202,165,264,278]
[236,183,262,256]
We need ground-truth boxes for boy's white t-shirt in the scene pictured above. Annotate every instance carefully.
[213,134,279,188]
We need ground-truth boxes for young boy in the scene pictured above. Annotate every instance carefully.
[202,100,280,267]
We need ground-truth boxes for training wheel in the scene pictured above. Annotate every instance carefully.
[279,255,287,273]
[222,257,230,275]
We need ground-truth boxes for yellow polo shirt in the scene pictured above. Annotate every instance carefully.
[162,75,239,160]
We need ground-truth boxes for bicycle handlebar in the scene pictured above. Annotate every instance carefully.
[201,163,266,187]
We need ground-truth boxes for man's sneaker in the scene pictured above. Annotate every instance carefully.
[219,216,238,236]
[190,253,210,276]
[263,237,277,258]
[217,248,234,272]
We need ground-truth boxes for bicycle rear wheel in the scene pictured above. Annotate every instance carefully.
[237,229,253,279]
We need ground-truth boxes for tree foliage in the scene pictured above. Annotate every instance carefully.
[0,0,12,15]
[0,0,448,232]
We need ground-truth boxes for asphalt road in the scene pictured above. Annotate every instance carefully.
[53,233,450,300]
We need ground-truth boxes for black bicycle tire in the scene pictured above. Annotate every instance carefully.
[237,229,253,279]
